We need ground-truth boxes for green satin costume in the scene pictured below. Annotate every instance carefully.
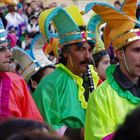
[33,63,99,130]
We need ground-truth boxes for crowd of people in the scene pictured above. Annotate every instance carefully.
[0,0,140,140]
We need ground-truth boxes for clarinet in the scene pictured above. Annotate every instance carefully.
[86,64,94,93]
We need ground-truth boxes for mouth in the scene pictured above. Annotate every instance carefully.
[81,63,88,66]
[4,60,11,64]
[136,65,140,68]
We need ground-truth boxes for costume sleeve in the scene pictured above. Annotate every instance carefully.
[9,73,43,122]
[33,71,85,130]
[33,79,62,129]
[85,88,116,140]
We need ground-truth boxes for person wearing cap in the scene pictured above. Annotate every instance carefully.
[32,5,99,140]
[0,15,43,121]
[11,33,55,93]
[82,0,140,140]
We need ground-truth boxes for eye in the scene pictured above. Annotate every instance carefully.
[0,46,6,52]
[133,48,140,53]
[103,60,110,65]
[0,45,11,52]
[89,48,93,53]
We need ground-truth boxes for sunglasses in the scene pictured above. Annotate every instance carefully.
[0,45,11,52]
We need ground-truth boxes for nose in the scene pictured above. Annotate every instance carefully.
[6,49,12,58]
[85,49,92,60]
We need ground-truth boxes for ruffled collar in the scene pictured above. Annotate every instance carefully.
[107,65,140,104]
[56,63,87,109]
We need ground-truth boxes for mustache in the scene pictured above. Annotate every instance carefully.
[80,59,91,64]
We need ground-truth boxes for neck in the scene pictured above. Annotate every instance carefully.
[119,64,139,84]
[65,64,83,77]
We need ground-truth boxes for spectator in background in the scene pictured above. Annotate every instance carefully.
[23,2,31,12]
[34,0,44,16]
[5,4,24,31]
[30,0,37,12]
[48,2,58,9]
[114,0,122,9]
[17,3,28,26]
[25,6,34,19]
[27,15,40,38]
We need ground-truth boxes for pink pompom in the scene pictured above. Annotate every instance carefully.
[7,33,17,48]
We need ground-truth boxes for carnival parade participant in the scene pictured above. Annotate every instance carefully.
[0,0,43,121]
[90,14,110,84]
[11,33,55,93]
[0,18,43,121]
[82,0,140,140]
[32,5,99,140]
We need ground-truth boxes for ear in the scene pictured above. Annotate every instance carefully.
[94,66,98,72]
[115,49,123,60]
[62,49,70,58]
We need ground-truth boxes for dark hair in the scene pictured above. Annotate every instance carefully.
[0,12,7,28]
[93,50,108,67]
[28,65,55,92]
[113,106,140,140]
[7,132,68,140]
[114,0,121,6]
[58,45,70,65]
[7,5,16,12]
[0,119,50,140]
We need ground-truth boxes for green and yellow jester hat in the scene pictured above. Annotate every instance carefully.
[39,5,96,49]
[82,0,140,50]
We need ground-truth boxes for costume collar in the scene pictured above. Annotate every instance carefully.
[106,65,140,104]
[56,63,87,109]
[114,65,137,89]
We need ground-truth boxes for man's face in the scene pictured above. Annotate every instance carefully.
[117,39,140,79]
[0,43,12,72]
[65,42,93,76]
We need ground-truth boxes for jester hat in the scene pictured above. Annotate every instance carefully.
[87,14,105,54]
[11,47,40,82]
[11,34,54,82]
[82,0,140,50]
[39,5,96,48]
[30,33,54,68]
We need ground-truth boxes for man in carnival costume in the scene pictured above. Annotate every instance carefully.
[0,0,43,122]
[82,0,140,140]
[32,5,99,140]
